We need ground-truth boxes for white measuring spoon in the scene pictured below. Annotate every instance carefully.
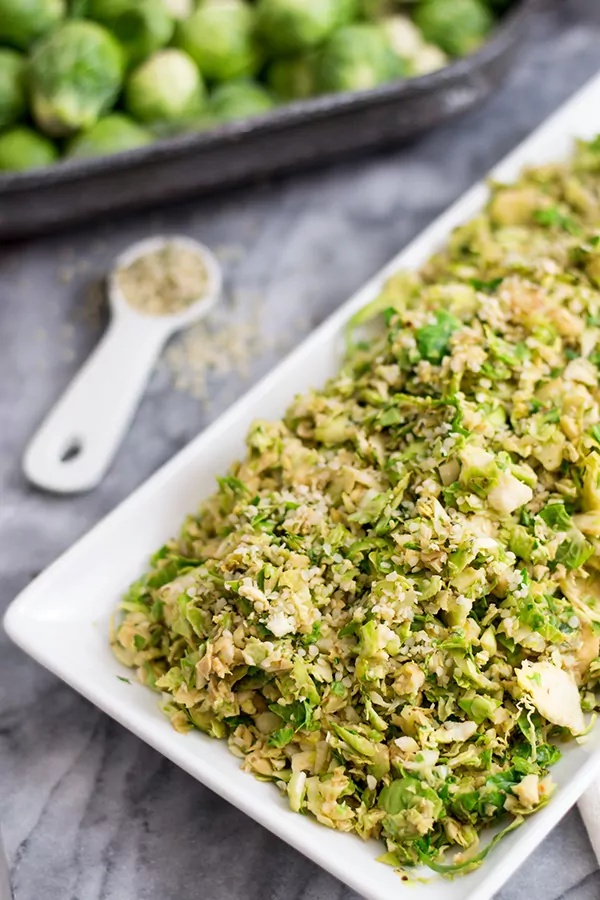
[23,235,222,494]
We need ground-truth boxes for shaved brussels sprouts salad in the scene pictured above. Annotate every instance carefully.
[113,136,600,876]
[0,0,516,172]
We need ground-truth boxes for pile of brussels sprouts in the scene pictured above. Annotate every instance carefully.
[0,0,514,173]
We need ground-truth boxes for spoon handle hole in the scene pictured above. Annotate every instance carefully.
[24,318,166,493]
[60,439,83,464]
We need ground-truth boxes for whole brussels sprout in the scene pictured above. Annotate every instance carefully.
[210,80,275,123]
[314,24,405,94]
[256,0,358,55]
[413,0,494,57]
[381,15,447,76]
[67,113,153,158]
[0,50,27,132]
[86,0,175,66]
[382,16,424,60]
[29,21,125,137]
[125,49,206,124]
[0,126,58,171]
[266,56,315,102]
[0,0,66,51]
[176,0,261,83]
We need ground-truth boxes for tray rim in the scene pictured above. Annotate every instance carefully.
[5,62,600,900]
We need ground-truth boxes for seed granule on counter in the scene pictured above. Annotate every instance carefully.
[112,137,600,876]
[163,289,265,401]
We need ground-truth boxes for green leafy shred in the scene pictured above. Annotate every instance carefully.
[416,309,461,364]
[268,727,295,748]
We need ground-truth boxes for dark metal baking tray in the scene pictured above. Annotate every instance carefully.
[0,0,537,240]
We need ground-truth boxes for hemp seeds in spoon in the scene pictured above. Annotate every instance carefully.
[116,243,208,315]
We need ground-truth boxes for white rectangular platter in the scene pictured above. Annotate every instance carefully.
[7,70,600,900]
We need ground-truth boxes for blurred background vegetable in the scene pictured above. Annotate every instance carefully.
[256,0,358,55]
[86,0,175,65]
[163,0,193,17]
[0,0,66,50]
[382,16,447,75]
[0,126,58,170]
[314,23,405,93]
[0,0,517,172]
[67,112,153,157]
[124,48,205,125]
[414,0,494,57]
[209,79,275,121]
[0,49,27,131]
[176,0,261,82]
[29,20,124,136]
[266,56,316,101]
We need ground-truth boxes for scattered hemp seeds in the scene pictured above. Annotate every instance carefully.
[116,243,207,315]
[162,290,267,401]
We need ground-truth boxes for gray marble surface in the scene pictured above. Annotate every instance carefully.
[3,2,600,898]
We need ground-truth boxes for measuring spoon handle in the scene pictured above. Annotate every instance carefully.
[23,313,168,493]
